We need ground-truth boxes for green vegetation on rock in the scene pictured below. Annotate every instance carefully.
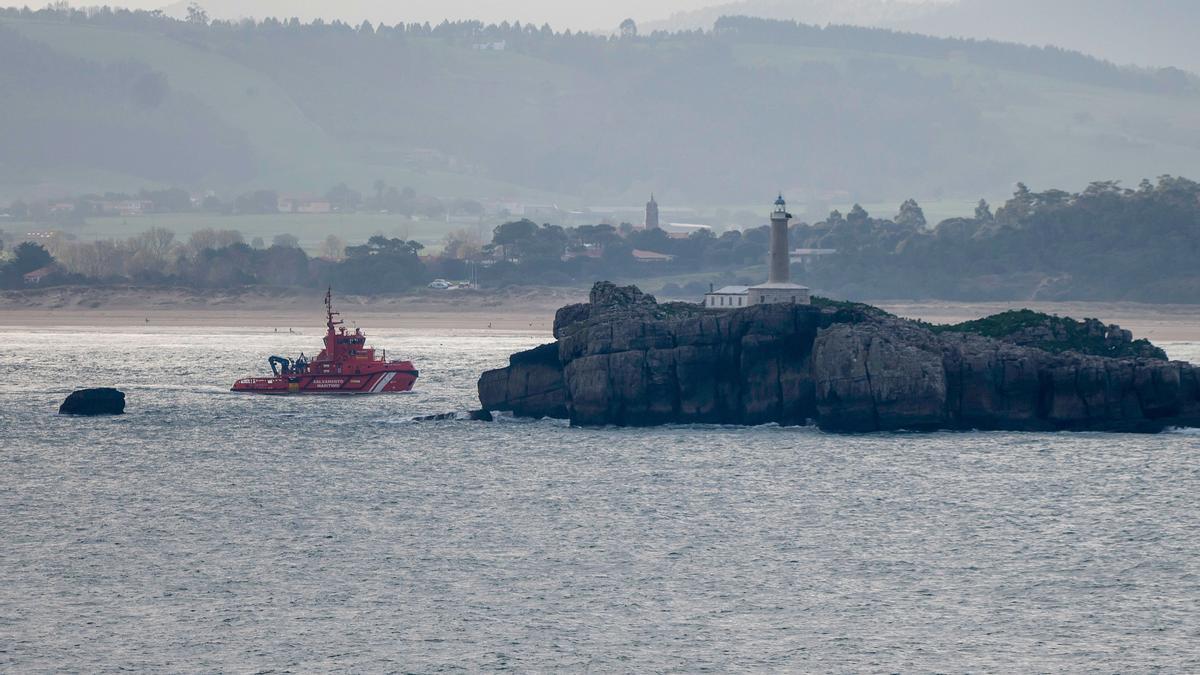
[929,309,1167,360]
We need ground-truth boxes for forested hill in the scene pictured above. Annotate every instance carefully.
[2,7,1199,205]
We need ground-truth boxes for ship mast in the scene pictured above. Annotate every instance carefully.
[325,286,342,333]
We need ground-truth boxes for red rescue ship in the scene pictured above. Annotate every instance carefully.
[232,288,418,395]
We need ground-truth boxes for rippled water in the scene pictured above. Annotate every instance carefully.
[2,326,1198,671]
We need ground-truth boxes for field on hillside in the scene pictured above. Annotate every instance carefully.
[5,213,482,251]
[3,11,1200,206]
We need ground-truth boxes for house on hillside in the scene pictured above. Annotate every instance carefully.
[790,248,837,266]
[278,195,332,214]
[660,223,711,240]
[98,200,152,216]
[23,265,57,285]
[631,249,675,263]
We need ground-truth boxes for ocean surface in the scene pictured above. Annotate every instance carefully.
[1,325,1198,671]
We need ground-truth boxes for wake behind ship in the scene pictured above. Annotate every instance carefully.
[231,289,418,395]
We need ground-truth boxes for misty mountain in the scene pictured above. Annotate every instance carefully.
[2,7,1198,206]
[650,0,1200,73]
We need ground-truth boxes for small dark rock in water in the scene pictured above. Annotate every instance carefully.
[59,388,125,416]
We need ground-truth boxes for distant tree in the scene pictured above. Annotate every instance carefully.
[187,228,244,255]
[138,187,192,212]
[619,18,637,38]
[847,204,870,225]
[895,198,926,228]
[251,236,265,249]
[185,2,208,24]
[450,198,484,217]
[442,228,482,259]
[372,179,386,208]
[200,195,224,212]
[1013,182,1033,204]
[974,198,993,221]
[491,219,539,260]
[326,183,362,212]
[234,190,278,214]
[319,234,345,260]
[11,241,53,274]
[272,233,300,248]
[136,227,176,260]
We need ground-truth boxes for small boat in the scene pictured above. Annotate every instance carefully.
[231,288,418,395]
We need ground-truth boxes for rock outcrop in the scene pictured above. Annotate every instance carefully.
[478,283,1200,433]
[59,388,126,416]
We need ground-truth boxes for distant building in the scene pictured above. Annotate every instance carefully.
[645,194,659,230]
[790,248,837,266]
[278,195,332,214]
[660,222,711,239]
[98,200,152,216]
[705,195,810,309]
[23,265,56,285]
[522,204,561,220]
[704,285,750,309]
[631,249,674,263]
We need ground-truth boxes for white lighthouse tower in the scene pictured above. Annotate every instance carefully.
[746,194,810,306]
[704,194,811,309]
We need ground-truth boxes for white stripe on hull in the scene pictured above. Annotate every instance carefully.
[370,371,397,393]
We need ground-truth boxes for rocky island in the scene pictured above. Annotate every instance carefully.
[478,282,1200,433]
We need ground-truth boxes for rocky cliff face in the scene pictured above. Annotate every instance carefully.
[478,283,1200,433]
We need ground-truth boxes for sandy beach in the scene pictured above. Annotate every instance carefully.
[0,286,582,333]
[2,286,1198,341]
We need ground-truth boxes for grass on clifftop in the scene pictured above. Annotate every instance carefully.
[927,308,1167,359]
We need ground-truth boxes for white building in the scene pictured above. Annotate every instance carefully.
[705,195,810,309]
[704,285,750,308]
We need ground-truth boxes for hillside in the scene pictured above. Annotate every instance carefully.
[2,7,1199,206]
[652,0,1200,73]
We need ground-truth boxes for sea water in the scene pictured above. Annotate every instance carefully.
[1,326,1198,671]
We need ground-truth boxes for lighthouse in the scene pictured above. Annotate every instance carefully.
[767,194,790,283]
[705,194,811,309]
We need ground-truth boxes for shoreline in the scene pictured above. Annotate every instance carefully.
[2,287,1199,341]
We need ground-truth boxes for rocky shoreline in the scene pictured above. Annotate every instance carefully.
[478,282,1200,433]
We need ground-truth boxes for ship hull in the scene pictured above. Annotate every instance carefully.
[231,367,418,395]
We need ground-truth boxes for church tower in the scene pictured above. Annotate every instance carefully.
[645,194,659,230]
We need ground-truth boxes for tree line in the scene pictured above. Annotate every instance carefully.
[0,228,452,294]
[794,175,1200,302]
[5,174,1198,302]
[4,181,484,224]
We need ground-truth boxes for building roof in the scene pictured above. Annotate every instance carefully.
[750,281,810,290]
[708,285,749,295]
[631,249,674,261]
[23,265,56,282]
